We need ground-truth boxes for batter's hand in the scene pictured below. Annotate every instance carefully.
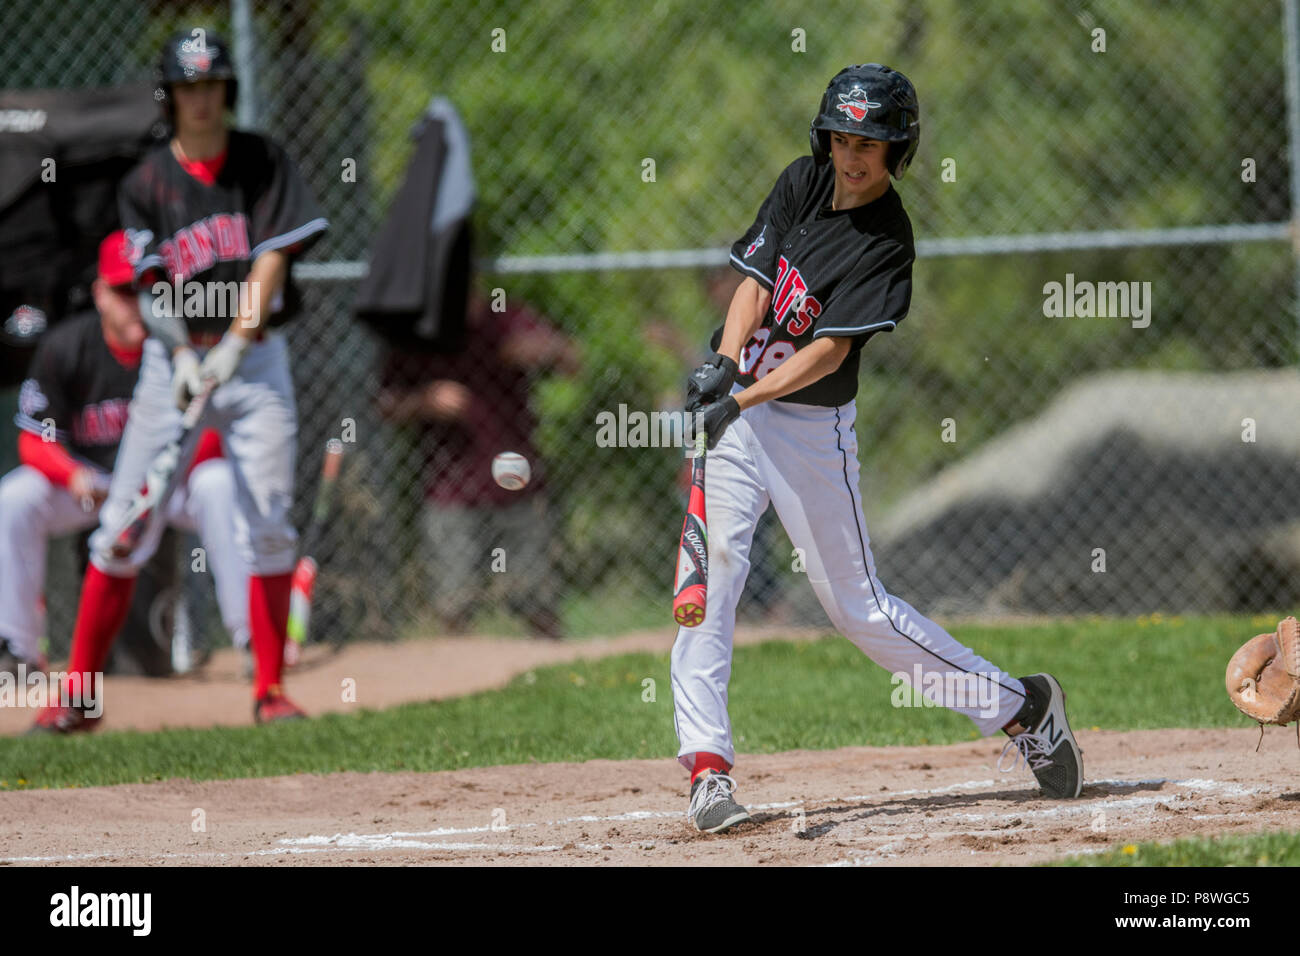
[200,333,251,389]
[692,395,740,451]
[686,354,739,413]
[171,347,203,411]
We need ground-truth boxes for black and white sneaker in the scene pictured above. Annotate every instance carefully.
[688,772,752,833]
[999,673,1083,799]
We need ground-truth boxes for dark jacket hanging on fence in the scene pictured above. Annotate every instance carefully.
[353,97,474,353]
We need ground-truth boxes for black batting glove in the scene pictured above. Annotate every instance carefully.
[685,354,739,413]
[691,395,741,451]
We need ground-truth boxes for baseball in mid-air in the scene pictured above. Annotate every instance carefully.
[492,451,531,491]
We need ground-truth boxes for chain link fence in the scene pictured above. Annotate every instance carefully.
[2,0,1298,658]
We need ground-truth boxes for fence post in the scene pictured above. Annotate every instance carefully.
[231,0,258,129]
[1284,0,1300,357]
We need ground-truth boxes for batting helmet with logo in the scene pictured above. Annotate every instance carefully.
[809,63,920,179]
[155,29,238,117]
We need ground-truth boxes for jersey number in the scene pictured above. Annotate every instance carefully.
[739,328,797,381]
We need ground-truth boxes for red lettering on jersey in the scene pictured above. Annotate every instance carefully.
[772,255,812,332]
[102,400,130,439]
[76,406,100,444]
[160,239,179,279]
[214,214,237,258]
[73,400,131,447]
[189,219,217,271]
[771,256,796,325]
[786,295,822,336]
[175,230,201,278]
[231,213,251,257]
[158,215,252,281]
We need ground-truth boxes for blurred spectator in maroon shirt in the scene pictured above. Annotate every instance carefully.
[378,287,579,639]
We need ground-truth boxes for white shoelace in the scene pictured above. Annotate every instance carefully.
[688,772,738,817]
[998,732,1053,773]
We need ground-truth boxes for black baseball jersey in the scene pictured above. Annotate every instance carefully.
[14,311,137,472]
[718,156,915,407]
[119,130,328,336]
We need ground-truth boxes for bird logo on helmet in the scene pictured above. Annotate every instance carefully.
[809,63,920,179]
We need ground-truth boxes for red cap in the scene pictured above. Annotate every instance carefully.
[97,230,135,288]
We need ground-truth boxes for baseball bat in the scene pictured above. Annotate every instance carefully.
[287,438,345,651]
[672,430,709,627]
[105,380,216,560]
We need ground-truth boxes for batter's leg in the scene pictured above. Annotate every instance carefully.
[215,333,299,707]
[49,339,185,718]
[670,414,770,772]
[88,339,187,575]
[168,457,250,649]
[0,466,100,664]
[755,399,1027,736]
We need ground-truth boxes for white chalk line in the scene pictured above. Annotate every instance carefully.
[3,776,1282,865]
[818,777,1279,867]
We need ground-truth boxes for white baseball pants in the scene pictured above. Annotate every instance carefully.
[0,458,249,663]
[89,335,298,579]
[671,394,1029,770]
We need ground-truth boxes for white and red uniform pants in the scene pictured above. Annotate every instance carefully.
[90,334,298,578]
[0,457,248,664]
[671,394,1030,770]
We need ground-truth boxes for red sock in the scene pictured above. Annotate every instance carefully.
[249,572,292,699]
[65,565,136,701]
[691,752,731,784]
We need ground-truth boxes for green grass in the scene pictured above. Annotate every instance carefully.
[1054,831,1300,866]
[0,613,1273,790]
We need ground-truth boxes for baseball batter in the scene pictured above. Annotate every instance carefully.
[676,64,1083,832]
[0,231,248,678]
[30,29,327,732]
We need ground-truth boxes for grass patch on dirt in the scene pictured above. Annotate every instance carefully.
[0,613,1269,789]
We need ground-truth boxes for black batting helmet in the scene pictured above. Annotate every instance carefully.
[809,64,919,179]
[155,29,238,117]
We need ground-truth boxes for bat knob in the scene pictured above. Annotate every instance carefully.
[674,603,705,627]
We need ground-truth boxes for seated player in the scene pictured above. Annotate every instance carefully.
[0,231,249,716]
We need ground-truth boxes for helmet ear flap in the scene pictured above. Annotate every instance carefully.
[890,138,919,179]
[809,125,830,164]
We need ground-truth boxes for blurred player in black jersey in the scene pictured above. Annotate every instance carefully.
[0,231,248,683]
[31,30,327,732]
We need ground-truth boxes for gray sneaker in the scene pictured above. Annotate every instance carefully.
[999,673,1084,799]
[688,772,752,833]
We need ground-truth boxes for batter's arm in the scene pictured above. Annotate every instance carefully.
[733,336,852,411]
[715,276,772,364]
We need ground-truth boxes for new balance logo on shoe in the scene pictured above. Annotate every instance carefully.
[1037,712,1064,747]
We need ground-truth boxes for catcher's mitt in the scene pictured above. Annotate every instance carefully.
[1225,616,1300,747]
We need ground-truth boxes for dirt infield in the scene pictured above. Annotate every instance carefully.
[4,631,1299,865]
[3,728,1299,866]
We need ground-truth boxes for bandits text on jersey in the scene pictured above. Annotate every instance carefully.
[770,254,823,336]
[157,213,251,281]
[71,398,132,447]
